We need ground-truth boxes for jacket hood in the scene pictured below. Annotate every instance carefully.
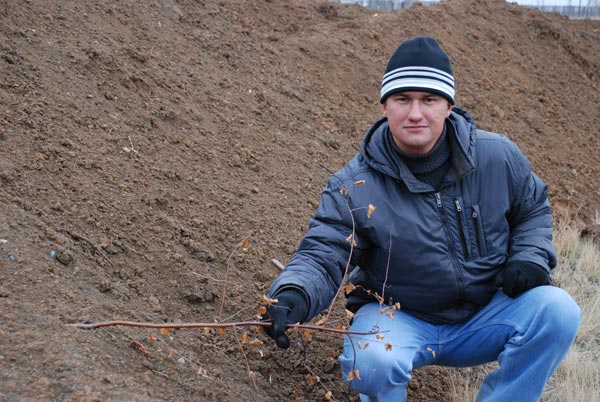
[360,106,477,192]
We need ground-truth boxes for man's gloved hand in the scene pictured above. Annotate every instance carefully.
[262,289,308,349]
[501,261,551,298]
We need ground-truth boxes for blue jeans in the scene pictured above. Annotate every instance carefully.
[339,287,580,402]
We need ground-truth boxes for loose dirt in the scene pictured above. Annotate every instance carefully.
[1,0,599,401]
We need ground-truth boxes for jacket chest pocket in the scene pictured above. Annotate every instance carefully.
[453,199,490,260]
[470,204,489,257]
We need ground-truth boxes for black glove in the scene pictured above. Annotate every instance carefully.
[501,261,551,298]
[262,289,308,349]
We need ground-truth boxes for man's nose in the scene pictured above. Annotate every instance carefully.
[407,101,424,120]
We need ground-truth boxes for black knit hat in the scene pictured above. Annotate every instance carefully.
[380,37,455,104]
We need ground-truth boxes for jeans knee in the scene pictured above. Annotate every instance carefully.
[339,341,412,394]
[535,286,580,342]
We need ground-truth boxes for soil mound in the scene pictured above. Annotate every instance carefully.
[1,0,599,401]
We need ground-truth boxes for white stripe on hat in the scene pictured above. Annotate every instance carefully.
[380,78,455,101]
[383,66,454,83]
[381,66,455,102]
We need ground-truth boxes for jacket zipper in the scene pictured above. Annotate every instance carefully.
[435,192,465,298]
[454,199,468,259]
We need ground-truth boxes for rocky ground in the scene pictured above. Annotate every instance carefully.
[1,0,599,401]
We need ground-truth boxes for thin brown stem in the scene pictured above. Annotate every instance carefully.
[347,334,358,385]
[380,222,394,303]
[375,223,394,331]
[325,193,356,323]
[66,320,379,335]
[233,326,260,394]
[217,239,247,322]
[68,230,114,267]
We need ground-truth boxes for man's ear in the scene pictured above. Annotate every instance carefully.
[382,101,388,118]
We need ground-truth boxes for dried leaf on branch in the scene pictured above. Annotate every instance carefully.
[347,369,361,381]
[129,339,149,357]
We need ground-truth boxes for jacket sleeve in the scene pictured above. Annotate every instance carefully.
[505,143,557,273]
[268,175,367,322]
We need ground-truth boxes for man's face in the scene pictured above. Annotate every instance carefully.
[383,91,452,155]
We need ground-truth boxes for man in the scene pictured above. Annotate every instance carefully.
[263,37,580,401]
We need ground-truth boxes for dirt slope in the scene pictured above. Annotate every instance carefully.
[1,0,599,401]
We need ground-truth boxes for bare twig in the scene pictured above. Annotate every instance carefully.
[374,223,395,331]
[122,136,138,154]
[218,238,248,322]
[380,222,395,303]
[325,190,357,323]
[220,305,257,323]
[191,271,227,282]
[152,369,169,378]
[68,230,114,267]
[233,327,259,394]
[346,334,359,385]
[66,320,379,335]
[270,258,285,271]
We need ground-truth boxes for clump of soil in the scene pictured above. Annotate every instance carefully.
[1,0,598,401]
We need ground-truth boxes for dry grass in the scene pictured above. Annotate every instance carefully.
[542,217,600,402]
[449,216,600,401]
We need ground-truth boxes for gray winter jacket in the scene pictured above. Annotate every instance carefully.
[269,107,556,324]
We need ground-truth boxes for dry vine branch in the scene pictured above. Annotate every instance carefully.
[66,320,379,335]
[381,222,395,303]
[68,230,115,267]
[324,189,358,323]
[373,223,396,331]
[233,326,260,394]
[217,238,249,322]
